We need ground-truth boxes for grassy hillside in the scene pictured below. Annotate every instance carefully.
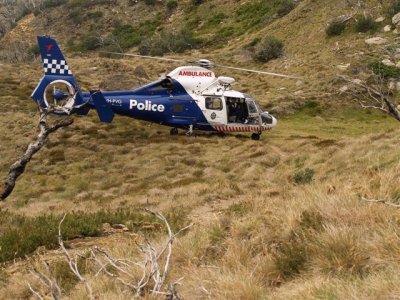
[0,0,400,299]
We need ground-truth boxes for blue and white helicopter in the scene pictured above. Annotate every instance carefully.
[32,36,296,140]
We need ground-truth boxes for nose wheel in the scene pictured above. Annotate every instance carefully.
[251,133,261,141]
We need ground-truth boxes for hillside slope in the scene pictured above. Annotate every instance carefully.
[0,0,400,299]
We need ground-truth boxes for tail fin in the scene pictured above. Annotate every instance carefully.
[31,36,88,115]
[38,35,72,77]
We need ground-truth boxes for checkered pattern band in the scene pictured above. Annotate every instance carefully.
[43,59,72,75]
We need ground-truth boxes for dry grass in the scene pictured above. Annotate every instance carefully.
[1,0,400,297]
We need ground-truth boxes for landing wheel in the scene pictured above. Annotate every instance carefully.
[251,133,261,141]
[170,128,178,135]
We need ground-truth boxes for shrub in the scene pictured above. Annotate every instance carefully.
[253,36,284,63]
[79,33,101,51]
[28,44,40,56]
[144,0,156,5]
[167,0,178,11]
[326,20,346,36]
[354,14,378,33]
[87,11,103,19]
[277,0,296,17]
[108,24,141,50]
[293,168,315,184]
[139,29,201,56]
[273,241,307,279]
[385,0,400,17]
[192,0,203,5]
[369,61,400,79]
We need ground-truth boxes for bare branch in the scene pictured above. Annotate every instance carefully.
[58,213,94,299]
[27,283,44,300]
[1,110,73,200]
[338,75,400,122]
[361,197,400,208]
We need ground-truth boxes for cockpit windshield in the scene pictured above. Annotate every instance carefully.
[247,100,258,114]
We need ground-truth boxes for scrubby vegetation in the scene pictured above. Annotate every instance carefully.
[369,61,400,79]
[326,19,346,36]
[385,0,400,17]
[138,29,201,56]
[354,14,378,33]
[252,36,284,63]
[0,209,162,263]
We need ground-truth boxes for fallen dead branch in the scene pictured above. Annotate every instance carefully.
[0,110,73,200]
[28,211,192,299]
[361,196,400,208]
[338,75,400,122]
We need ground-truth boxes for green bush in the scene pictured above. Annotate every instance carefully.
[28,44,40,56]
[236,1,273,28]
[87,11,103,19]
[354,15,378,33]
[277,0,296,17]
[167,0,178,10]
[253,36,284,63]
[79,33,101,51]
[273,241,307,279]
[139,29,201,56]
[326,20,346,36]
[369,61,400,79]
[293,168,315,184]
[386,0,400,17]
[108,24,141,50]
[207,12,226,26]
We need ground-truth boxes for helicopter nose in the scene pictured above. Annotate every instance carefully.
[271,115,277,127]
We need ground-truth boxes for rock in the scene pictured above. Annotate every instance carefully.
[375,17,385,23]
[397,61,400,68]
[397,105,400,111]
[337,63,350,71]
[397,82,400,91]
[112,224,129,231]
[353,79,363,85]
[393,29,399,34]
[382,59,396,67]
[388,81,396,90]
[296,80,303,86]
[102,223,114,234]
[365,37,387,45]
[294,90,303,95]
[392,12,400,26]
[384,25,392,32]
[340,85,349,93]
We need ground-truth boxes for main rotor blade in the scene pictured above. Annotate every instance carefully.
[99,51,186,63]
[214,64,301,79]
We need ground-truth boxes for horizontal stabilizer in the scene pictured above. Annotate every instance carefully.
[90,90,114,123]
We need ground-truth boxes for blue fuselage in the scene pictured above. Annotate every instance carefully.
[83,79,213,131]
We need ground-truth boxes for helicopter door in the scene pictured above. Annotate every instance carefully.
[203,96,227,124]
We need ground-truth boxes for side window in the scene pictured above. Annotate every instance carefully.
[205,97,223,110]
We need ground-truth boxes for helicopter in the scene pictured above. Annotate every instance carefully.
[31,36,298,140]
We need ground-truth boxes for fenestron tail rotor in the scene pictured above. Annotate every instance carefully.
[98,51,300,79]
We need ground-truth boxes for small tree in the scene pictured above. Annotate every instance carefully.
[253,36,284,63]
[326,20,346,36]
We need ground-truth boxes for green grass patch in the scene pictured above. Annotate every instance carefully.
[0,209,160,263]
[369,61,400,79]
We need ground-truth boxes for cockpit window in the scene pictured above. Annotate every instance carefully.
[247,100,258,114]
[205,97,223,110]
